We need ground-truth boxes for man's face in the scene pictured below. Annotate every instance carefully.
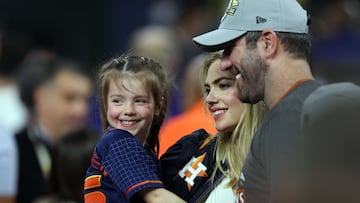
[39,69,92,140]
[221,36,268,104]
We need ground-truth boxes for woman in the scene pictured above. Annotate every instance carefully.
[160,53,267,202]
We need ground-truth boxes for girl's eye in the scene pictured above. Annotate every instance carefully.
[112,98,123,104]
[135,98,148,103]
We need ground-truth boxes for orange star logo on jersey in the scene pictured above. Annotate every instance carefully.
[178,153,208,191]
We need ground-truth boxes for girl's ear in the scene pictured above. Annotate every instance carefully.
[155,96,165,116]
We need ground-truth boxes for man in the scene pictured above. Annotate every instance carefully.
[192,0,321,202]
[15,51,94,203]
[0,30,29,134]
[0,23,30,203]
[301,82,360,203]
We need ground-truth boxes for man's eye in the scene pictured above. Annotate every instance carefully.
[223,45,234,56]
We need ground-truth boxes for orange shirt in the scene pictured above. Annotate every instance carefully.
[158,99,216,157]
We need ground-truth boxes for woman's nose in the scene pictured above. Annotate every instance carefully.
[205,90,218,105]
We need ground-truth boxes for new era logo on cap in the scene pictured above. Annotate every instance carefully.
[256,16,267,24]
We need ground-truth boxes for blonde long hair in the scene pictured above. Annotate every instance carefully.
[201,53,268,188]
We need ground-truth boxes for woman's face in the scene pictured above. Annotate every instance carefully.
[106,78,158,144]
[204,59,244,133]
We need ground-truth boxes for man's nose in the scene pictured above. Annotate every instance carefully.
[220,55,233,71]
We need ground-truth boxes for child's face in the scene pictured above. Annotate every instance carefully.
[106,78,157,144]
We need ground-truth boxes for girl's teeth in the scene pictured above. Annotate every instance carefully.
[122,120,136,125]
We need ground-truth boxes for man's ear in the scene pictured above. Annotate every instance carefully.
[261,29,278,59]
[33,86,44,107]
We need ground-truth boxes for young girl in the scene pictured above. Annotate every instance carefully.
[161,53,268,202]
[84,55,185,203]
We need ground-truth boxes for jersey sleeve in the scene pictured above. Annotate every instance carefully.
[102,132,163,199]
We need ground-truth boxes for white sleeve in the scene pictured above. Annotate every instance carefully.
[0,124,18,195]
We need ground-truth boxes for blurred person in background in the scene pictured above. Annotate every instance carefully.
[128,24,183,117]
[0,22,31,203]
[148,0,213,65]
[0,123,18,203]
[15,50,94,203]
[147,0,218,117]
[0,29,30,134]
[33,129,100,203]
[301,82,360,203]
[129,25,181,78]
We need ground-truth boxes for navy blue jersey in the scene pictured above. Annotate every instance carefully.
[160,129,225,202]
[84,127,163,203]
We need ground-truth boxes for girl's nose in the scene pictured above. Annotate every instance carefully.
[124,102,136,115]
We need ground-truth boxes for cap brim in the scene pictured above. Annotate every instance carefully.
[192,29,247,52]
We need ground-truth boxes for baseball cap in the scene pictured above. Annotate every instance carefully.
[193,0,309,52]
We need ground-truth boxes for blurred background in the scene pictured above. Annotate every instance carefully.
[0,0,222,72]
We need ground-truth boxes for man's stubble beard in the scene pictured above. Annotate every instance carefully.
[237,48,268,104]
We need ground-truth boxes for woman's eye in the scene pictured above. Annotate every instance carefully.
[219,83,231,89]
[204,87,210,95]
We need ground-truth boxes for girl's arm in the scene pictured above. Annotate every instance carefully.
[140,188,186,203]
